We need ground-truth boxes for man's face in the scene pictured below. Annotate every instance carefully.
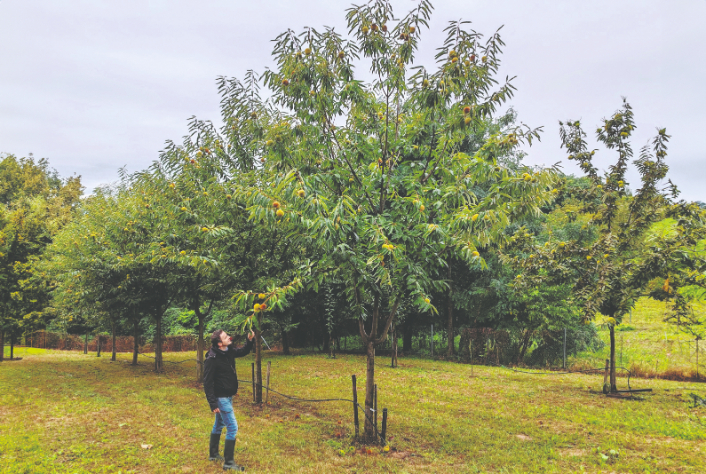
[219,331,232,347]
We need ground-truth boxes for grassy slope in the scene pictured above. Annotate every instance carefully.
[570,298,706,379]
[1,347,705,473]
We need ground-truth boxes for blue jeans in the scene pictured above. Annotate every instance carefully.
[212,397,239,441]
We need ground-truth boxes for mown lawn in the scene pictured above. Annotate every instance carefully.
[1,348,705,473]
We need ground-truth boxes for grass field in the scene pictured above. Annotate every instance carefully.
[1,347,706,473]
[570,298,706,380]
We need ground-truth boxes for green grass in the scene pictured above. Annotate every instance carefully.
[2,346,47,359]
[570,298,706,380]
[1,348,706,473]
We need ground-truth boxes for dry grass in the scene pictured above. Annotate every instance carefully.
[570,297,706,381]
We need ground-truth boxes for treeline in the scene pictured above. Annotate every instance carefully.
[2,1,705,442]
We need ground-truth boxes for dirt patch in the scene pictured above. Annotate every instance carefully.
[388,450,413,459]
[515,434,532,441]
[559,448,587,457]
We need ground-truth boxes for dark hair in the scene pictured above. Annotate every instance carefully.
[210,329,224,348]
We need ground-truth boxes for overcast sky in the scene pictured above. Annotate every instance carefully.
[1,0,704,201]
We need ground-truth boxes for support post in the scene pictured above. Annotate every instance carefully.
[352,375,359,439]
[602,358,610,394]
[251,362,255,403]
[265,361,271,404]
[381,408,388,444]
[431,325,434,357]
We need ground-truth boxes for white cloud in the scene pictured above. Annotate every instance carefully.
[0,0,703,200]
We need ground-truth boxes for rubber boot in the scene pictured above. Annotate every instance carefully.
[222,439,244,471]
[209,434,224,462]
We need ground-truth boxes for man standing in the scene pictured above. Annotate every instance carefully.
[203,329,254,471]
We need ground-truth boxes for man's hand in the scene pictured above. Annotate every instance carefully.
[213,408,220,414]
[247,330,255,341]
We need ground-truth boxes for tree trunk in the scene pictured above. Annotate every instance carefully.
[255,327,263,403]
[96,335,101,357]
[459,329,471,362]
[517,329,533,365]
[364,340,376,442]
[403,323,413,354]
[322,332,330,353]
[447,267,455,357]
[111,322,117,362]
[609,324,617,393]
[84,332,88,354]
[196,309,205,382]
[330,335,336,358]
[391,321,398,368]
[10,331,14,360]
[0,330,4,361]
[132,319,139,365]
[446,299,454,358]
[281,330,290,355]
[154,316,163,372]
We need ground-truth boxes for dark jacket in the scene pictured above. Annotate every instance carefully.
[203,338,254,411]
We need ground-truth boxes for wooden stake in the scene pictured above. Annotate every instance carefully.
[602,358,610,394]
[265,361,271,404]
[352,375,359,438]
[381,408,388,444]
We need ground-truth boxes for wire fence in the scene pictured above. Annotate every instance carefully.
[23,331,199,353]
[15,326,706,383]
[333,326,706,382]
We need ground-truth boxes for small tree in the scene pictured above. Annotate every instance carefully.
[47,183,175,372]
[0,154,82,359]
[508,100,704,391]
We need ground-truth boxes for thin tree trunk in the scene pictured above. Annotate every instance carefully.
[330,335,335,358]
[364,340,376,442]
[96,335,101,357]
[609,324,617,393]
[154,316,163,372]
[322,332,330,353]
[196,309,205,382]
[446,296,454,357]
[10,331,14,360]
[84,332,88,354]
[0,330,4,361]
[281,329,290,355]
[447,266,454,357]
[111,322,117,362]
[390,321,397,368]
[517,329,533,364]
[403,323,413,354]
[132,319,139,365]
[390,321,398,368]
[255,326,263,403]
